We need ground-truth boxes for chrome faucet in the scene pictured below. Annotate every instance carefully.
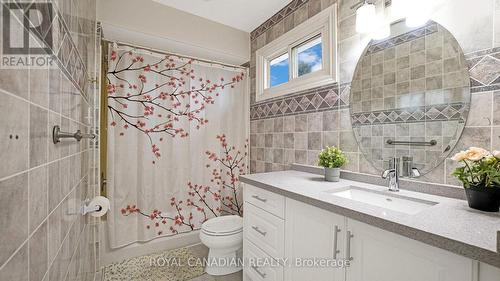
[401,156,421,178]
[382,157,400,192]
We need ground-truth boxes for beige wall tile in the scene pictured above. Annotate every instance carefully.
[29,221,48,281]
[0,93,29,178]
[0,0,99,279]
[294,3,309,26]
[0,243,28,280]
[467,92,493,126]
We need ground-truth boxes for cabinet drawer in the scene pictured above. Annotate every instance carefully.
[244,239,283,281]
[244,203,284,259]
[244,184,284,218]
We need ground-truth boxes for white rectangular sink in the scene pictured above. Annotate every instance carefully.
[324,186,438,215]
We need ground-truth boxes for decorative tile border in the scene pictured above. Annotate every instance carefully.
[351,103,468,127]
[466,47,500,93]
[366,22,437,55]
[250,45,499,121]
[16,1,91,99]
[250,14,499,121]
[250,83,350,120]
[250,0,308,41]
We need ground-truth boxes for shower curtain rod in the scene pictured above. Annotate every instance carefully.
[101,39,248,70]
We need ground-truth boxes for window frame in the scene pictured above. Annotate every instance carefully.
[255,5,338,102]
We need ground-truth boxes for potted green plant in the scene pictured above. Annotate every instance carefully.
[451,147,500,212]
[318,146,347,182]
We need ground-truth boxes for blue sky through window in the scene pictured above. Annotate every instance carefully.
[270,53,289,87]
[297,36,322,77]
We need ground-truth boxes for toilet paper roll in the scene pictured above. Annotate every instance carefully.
[88,196,110,217]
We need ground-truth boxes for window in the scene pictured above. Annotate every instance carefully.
[295,36,323,77]
[256,5,337,102]
[269,53,289,87]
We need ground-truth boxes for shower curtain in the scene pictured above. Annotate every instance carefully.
[106,44,249,249]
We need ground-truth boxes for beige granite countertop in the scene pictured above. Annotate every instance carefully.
[240,169,500,268]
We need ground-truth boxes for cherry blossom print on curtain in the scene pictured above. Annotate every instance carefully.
[106,44,249,248]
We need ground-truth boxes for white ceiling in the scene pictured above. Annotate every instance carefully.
[152,0,290,32]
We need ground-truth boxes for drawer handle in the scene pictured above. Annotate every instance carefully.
[333,225,341,259]
[252,226,267,236]
[251,195,267,203]
[346,230,354,261]
[251,265,267,278]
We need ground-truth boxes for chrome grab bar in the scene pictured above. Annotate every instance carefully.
[386,139,437,146]
[52,125,96,144]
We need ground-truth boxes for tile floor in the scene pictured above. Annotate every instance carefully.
[99,243,242,281]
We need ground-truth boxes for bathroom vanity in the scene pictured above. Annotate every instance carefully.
[240,167,500,281]
[242,9,500,281]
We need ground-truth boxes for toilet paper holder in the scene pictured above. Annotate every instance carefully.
[81,198,110,216]
[81,198,101,215]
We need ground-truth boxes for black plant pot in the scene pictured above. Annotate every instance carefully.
[464,184,500,212]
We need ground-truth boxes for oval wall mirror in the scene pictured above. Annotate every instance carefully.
[349,20,470,177]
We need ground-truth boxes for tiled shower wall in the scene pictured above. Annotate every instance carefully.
[0,0,100,280]
[249,0,500,186]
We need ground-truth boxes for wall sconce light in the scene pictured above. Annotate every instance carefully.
[352,0,390,39]
[353,0,432,39]
[355,1,377,34]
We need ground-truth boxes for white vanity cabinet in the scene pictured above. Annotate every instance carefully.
[284,199,346,281]
[283,198,474,281]
[345,219,474,281]
[242,184,500,281]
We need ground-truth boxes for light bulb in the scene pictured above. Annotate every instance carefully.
[372,16,390,40]
[406,12,430,27]
[405,0,430,27]
[356,3,377,34]
[391,0,410,20]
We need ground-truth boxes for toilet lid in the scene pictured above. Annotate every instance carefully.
[201,215,243,235]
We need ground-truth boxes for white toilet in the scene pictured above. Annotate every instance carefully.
[200,215,243,276]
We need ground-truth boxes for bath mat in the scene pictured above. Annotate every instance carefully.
[103,247,205,281]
